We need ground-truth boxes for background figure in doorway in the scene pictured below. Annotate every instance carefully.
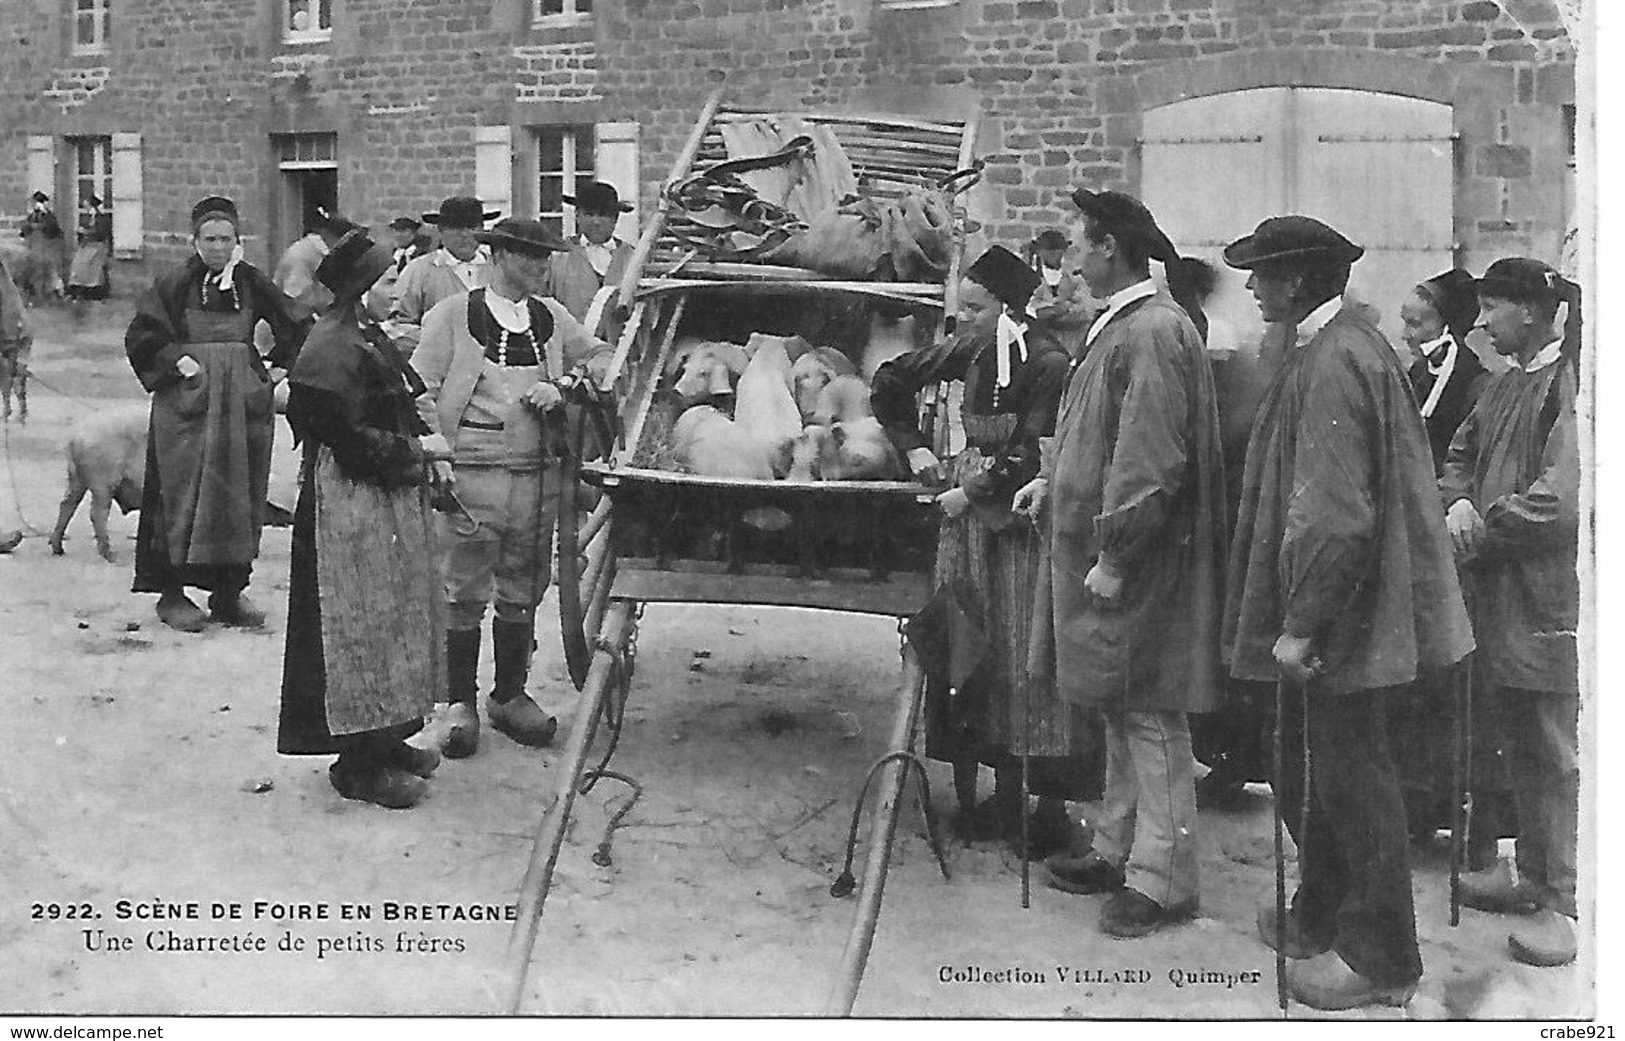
[66,195,113,302]
[18,191,64,306]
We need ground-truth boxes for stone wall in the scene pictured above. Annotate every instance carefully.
[0,0,1575,276]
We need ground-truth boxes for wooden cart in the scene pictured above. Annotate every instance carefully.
[503,94,982,1015]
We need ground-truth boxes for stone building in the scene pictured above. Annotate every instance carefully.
[0,0,1579,332]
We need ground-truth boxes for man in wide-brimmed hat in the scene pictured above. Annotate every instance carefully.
[1441,257,1581,970]
[1220,215,1473,1010]
[1025,227,1094,343]
[389,196,500,355]
[547,180,636,342]
[412,218,613,760]
[1015,189,1226,940]
[279,226,444,809]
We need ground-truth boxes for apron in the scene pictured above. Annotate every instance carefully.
[149,305,274,569]
[67,241,109,290]
[312,447,442,735]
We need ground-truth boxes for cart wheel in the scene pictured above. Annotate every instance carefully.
[556,391,617,692]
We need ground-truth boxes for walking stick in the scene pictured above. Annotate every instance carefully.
[1450,653,1475,927]
[1272,678,1288,1014]
[1020,679,1032,910]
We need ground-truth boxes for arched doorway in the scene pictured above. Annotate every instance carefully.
[1140,87,1454,352]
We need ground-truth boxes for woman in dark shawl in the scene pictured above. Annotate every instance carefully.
[873,245,1098,854]
[277,227,445,809]
[124,196,307,631]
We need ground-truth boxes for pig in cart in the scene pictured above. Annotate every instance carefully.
[500,96,991,1014]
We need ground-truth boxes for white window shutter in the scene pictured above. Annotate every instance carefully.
[474,126,514,220]
[27,135,55,201]
[595,121,640,241]
[111,133,144,259]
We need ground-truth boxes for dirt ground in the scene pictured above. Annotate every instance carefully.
[0,301,1592,1019]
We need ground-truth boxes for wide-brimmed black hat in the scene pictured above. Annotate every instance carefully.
[474,218,569,258]
[1416,269,1480,341]
[1222,216,1364,270]
[1070,189,1176,264]
[387,215,422,232]
[191,195,240,229]
[965,245,1041,311]
[1475,257,1566,308]
[563,181,633,215]
[315,227,394,302]
[31,191,49,204]
[422,196,500,228]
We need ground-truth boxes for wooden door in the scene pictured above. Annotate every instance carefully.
[1141,87,1454,351]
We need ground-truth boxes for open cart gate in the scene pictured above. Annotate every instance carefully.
[502,93,982,1015]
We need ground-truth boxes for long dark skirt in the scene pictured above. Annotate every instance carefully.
[922,494,1101,801]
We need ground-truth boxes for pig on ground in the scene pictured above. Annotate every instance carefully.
[733,333,803,452]
[809,373,873,427]
[49,404,148,562]
[670,339,750,405]
[790,346,858,421]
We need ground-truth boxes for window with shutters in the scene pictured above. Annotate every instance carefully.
[283,0,333,43]
[70,136,112,238]
[536,126,596,238]
[533,0,590,27]
[73,0,111,54]
[1139,87,1454,349]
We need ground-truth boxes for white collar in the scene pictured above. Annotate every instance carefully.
[1294,296,1343,346]
[1522,338,1564,373]
[1419,337,1459,419]
[1084,278,1156,347]
[483,288,531,334]
[1417,333,1453,368]
[434,245,490,268]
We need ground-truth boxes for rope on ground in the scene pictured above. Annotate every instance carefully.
[1,415,45,537]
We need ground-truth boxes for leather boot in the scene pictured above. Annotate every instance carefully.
[488,618,557,748]
[443,628,481,759]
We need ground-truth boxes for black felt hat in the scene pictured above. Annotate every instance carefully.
[965,245,1041,311]
[315,227,394,301]
[1222,216,1364,270]
[563,181,633,215]
[1069,189,1176,264]
[1475,257,1566,308]
[190,195,240,229]
[475,218,569,258]
[422,196,500,228]
[31,191,49,204]
[1416,269,1480,341]
[387,215,422,232]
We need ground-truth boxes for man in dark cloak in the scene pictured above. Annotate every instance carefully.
[279,228,444,808]
[1015,190,1227,938]
[1442,257,1581,968]
[1221,216,1474,1010]
[125,196,307,631]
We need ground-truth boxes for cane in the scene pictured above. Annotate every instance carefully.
[1020,679,1032,910]
[1450,653,1475,927]
[1272,678,1288,1014]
